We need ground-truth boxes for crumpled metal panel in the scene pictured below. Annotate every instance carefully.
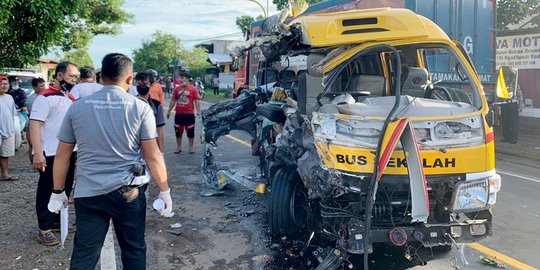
[202,93,257,145]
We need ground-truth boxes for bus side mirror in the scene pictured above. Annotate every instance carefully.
[485,108,494,127]
[495,66,518,100]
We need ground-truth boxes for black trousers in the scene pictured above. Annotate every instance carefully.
[500,102,519,143]
[36,152,76,230]
[70,185,147,270]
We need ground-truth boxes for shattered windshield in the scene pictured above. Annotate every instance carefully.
[323,44,482,109]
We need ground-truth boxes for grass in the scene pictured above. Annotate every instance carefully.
[201,89,232,104]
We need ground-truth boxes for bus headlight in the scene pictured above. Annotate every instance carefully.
[452,174,501,212]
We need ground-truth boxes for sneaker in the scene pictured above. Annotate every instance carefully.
[37,230,59,246]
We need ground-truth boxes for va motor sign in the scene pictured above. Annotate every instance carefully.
[496,33,540,69]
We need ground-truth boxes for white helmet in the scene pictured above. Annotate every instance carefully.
[146,69,158,78]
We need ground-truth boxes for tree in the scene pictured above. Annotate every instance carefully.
[497,0,540,31]
[133,32,182,76]
[178,47,212,79]
[64,49,94,67]
[236,15,255,35]
[59,0,133,52]
[132,31,211,77]
[0,1,76,67]
[0,0,130,68]
[273,0,323,10]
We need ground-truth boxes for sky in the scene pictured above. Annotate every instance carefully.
[88,0,278,67]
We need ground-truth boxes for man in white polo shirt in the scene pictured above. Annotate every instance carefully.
[30,61,78,246]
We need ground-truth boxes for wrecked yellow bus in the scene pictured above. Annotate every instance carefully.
[203,6,516,269]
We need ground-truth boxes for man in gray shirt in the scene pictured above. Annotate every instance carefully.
[49,53,172,269]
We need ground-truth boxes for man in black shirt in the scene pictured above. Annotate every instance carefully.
[7,77,27,111]
[135,72,166,153]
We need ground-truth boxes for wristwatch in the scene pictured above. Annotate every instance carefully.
[52,188,64,194]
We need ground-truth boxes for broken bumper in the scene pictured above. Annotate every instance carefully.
[368,219,492,247]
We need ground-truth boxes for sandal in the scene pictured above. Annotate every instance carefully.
[0,176,19,181]
[189,147,195,154]
[174,150,182,154]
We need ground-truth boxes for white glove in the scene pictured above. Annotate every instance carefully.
[48,192,68,213]
[158,188,174,218]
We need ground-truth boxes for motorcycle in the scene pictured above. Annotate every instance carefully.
[195,81,205,99]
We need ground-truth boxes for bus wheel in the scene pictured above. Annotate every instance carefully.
[269,167,309,235]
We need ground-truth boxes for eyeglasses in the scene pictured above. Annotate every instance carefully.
[0,83,9,86]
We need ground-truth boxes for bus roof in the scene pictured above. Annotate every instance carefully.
[292,8,449,47]
[250,0,355,37]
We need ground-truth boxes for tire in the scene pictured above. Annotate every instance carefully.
[269,167,309,235]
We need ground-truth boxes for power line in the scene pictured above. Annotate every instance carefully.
[181,31,243,42]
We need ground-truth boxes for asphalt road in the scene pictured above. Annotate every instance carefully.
[479,157,540,268]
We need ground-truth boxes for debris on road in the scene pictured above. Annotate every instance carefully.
[200,189,224,197]
[479,255,506,268]
[239,209,255,217]
[166,230,182,236]
[170,223,182,229]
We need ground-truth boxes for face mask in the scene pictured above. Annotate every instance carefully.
[11,85,19,90]
[181,81,188,86]
[60,80,75,92]
[137,85,150,96]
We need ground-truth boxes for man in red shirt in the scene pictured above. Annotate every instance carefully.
[167,73,200,154]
